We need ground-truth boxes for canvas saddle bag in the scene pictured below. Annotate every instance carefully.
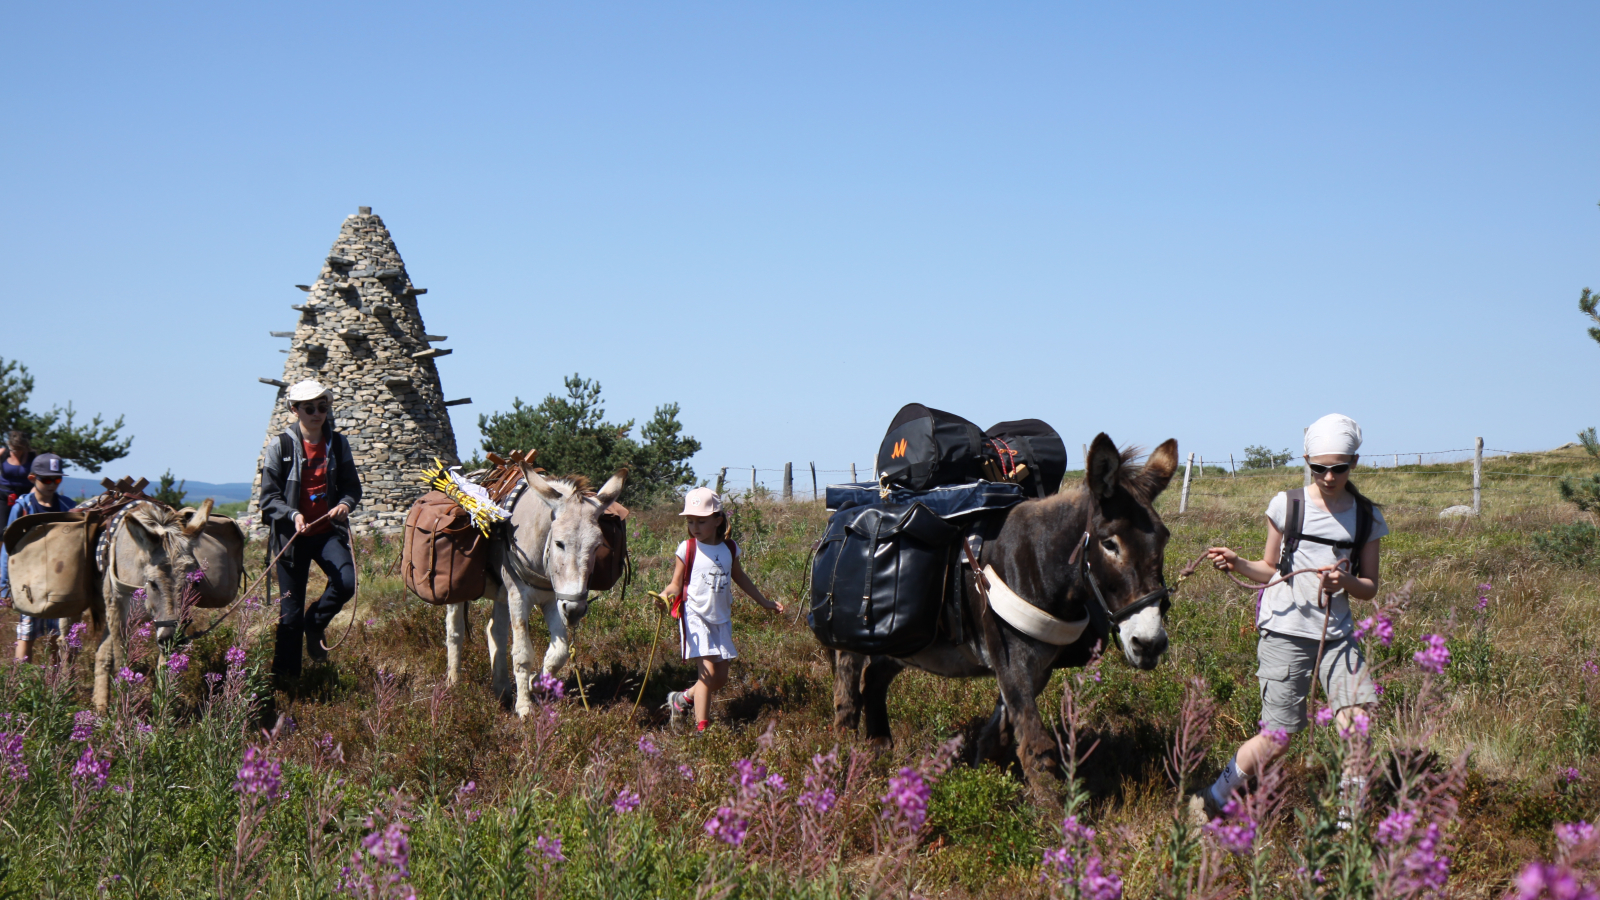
[403,490,488,605]
[3,510,101,619]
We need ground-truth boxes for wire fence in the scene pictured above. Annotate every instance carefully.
[706,441,1596,513]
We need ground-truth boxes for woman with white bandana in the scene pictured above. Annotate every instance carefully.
[1192,413,1388,822]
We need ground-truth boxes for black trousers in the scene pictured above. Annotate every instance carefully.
[273,530,355,679]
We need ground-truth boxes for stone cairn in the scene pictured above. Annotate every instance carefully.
[249,207,469,533]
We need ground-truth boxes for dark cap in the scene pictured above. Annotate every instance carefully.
[30,453,64,478]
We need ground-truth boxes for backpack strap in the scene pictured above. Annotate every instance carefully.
[1347,493,1374,579]
[672,539,696,620]
[1276,488,1305,577]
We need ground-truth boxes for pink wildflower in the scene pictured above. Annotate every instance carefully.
[166,653,190,676]
[234,746,286,800]
[1414,634,1451,675]
[225,646,247,668]
[636,735,659,756]
[881,766,931,830]
[116,667,145,686]
[612,787,641,814]
[65,622,86,650]
[72,745,111,791]
[1204,799,1256,855]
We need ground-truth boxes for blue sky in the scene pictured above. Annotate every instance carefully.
[2,2,1595,485]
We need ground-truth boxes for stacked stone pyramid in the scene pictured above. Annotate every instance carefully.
[249,207,465,532]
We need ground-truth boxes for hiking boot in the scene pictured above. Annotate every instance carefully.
[306,626,329,663]
[665,690,691,730]
[1187,790,1224,826]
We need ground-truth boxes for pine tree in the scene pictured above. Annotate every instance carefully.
[0,356,131,473]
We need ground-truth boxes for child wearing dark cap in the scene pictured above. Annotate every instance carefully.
[0,452,76,662]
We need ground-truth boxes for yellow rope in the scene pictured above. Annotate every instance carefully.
[572,651,591,712]
[632,593,668,716]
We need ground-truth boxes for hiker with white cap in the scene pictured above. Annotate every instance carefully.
[257,379,363,685]
[658,487,784,732]
[1192,413,1389,822]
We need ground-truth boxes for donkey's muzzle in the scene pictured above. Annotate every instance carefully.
[556,592,590,625]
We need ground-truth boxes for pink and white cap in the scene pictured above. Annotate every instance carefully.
[678,487,724,517]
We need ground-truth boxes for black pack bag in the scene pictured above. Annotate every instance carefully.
[985,419,1069,498]
[876,404,989,491]
[808,502,962,657]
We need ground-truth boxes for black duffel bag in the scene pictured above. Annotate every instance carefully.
[809,501,961,657]
[876,403,989,491]
[985,419,1069,498]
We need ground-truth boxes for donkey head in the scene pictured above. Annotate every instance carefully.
[123,499,213,641]
[1082,433,1178,670]
[518,464,628,627]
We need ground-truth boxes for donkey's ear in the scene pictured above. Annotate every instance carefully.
[181,498,213,537]
[1085,433,1122,500]
[1136,439,1180,498]
[520,463,567,503]
[124,508,166,553]
[596,468,628,506]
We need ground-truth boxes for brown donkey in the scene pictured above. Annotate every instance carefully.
[833,433,1179,798]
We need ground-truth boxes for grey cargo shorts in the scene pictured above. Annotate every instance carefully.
[1257,629,1377,733]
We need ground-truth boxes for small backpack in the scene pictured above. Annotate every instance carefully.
[670,537,738,619]
[1277,488,1375,578]
[876,404,989,491]
[984,419,1069,498]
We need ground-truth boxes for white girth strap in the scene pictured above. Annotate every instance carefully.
[981,565,1089,646]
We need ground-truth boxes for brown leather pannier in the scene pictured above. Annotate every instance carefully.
[589,504,630,592]
[2,510,100,619]
[403,491,487,605]
[190,514,246,609]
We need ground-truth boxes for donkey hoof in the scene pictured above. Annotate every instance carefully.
[866,735,894,754]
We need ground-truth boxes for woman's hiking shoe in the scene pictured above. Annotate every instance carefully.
[1187,789,1224,826]
[665,691,692,729]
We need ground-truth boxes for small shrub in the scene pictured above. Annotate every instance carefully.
[1532,522,1600,569]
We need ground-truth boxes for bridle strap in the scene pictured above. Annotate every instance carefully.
[1072,531,1171,627]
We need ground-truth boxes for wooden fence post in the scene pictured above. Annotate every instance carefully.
[751,466,757,494]
[1473,437,1483,514]
[716,467,727,494]
[1393,454,1398,469]
[1229,454,1236,476]
[1179,453,1195,513]
[872,454,878,480]
[850,463,857,482]
[810,462,818,501]
[1082,444,1088,468]
[783,463,793,500]
[1417,454,1422,467]
[1197,455,1204,479]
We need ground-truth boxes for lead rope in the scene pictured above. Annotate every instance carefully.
[319,524,363,653]
[634,591,670,716]
[181,511,334,642]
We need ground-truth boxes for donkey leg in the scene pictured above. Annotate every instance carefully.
[538,595,570,678]
[973,695,1014,766]
[860,656,905,751]
[486,590,513,707]
[91,592,120,714]
[445,602,467,686]
[994,659,1062,802]
[832,650,867,732]
[505,583,538,717]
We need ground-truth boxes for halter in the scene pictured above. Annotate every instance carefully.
[1066,531,1171,632]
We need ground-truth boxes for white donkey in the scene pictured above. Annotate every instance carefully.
[93,499,213,711]
[444,463,627,716]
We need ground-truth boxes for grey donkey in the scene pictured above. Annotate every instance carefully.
[443,463,627,717]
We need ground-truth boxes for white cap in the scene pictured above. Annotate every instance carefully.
[1304,414,1362,458]
[286,379,331,404]
[679,487,724,517]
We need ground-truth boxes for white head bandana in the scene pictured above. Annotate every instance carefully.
[1304,414,1362,458]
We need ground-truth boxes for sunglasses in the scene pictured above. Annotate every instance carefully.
[297,403,331,414]
[1307,463,1351,475]
[34,476,61,485]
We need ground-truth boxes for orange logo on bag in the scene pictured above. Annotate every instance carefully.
[890,438,908,460]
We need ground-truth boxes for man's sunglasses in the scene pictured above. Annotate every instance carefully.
[1307,463,1351,476]
[297,403,331,414]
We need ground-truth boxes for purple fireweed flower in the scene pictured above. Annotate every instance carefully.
[1557,821,1597,850]
[1043,817,1124,899]
[798,786,837,814]
[1415,634,1451,674]
[65,622,86,650]
[1355,614,1394,647]
[243,595,261,610]
[637,735,659,756]
[234,746,286,800]
[1339,709,1371,740]
[881,766,931,830]
[1259,722,1290,748]
[166,653,190,676]
[765,773,787,792]
[612,787,641,814]
[1585,660,1600,678]
[705,805,749,846]
[1314,706,1335,727]
[535,834,566,864]
[1377,809,1417,845]
[185,569,204,584]
[116,667,145,685]
[204,672,223,685]
[131,588,146,603]
[1374,681,1386,697]
[1515,862,1600,900]
[1476,582,1491,612]
[134,622,151,640]
[1566,768,1584,784]
[678,764,695,782]
[135,722,153,735]
[1204,800,1256,855]
[533,672,565,699]
[0,733,26,782]
[72,745,110,791]
[731,758,767,789]
[1399,822,1450,891]
[225,646,247,668]
[70,711,96,743]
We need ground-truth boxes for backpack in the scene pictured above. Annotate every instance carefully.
[1277,488,1375,578]
[670,537,738,619]
[402,491,488,605]
[984,419,1069,498]
[876,404,989,491]
[3,510,99,619]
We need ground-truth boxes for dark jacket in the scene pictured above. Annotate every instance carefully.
[258,424,362,552]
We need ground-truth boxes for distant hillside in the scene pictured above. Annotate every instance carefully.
[59,477,253,504]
